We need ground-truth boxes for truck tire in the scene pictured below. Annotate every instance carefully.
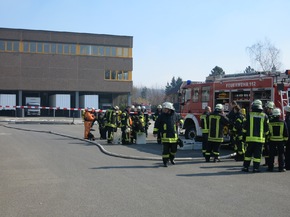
[185,125,196,140]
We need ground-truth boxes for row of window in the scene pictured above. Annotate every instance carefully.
[184,86,211,102]
[105,70,131,81]
[0,40,132,58]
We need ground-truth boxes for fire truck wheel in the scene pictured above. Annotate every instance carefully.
[185,126,196,140]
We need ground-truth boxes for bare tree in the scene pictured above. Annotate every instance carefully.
[246,38,282,72]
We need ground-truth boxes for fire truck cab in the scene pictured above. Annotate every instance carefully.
[179,71,290,141]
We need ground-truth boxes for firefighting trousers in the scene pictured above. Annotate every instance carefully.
[268,142,285,170]
[285,142,290,170]
[162,143,178,162]
[106,126,115,143]
[205,141,221,161]
[121,127,130,144]
[84,121,92,139]
[243,142,263,170]
[202,133,208,157]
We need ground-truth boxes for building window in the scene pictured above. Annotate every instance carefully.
[111,71,117,80]
[124,71,129,80]
[105,70,110,79]
[105,47,111,56]
[123,48,129,57]
[30,42,36,52]
[0,40,131,58]
[111,47,116,56]
[117,71,123,80]
[0,40,5,50]
[57,44,63,54]
[13,41,19,51]
[23,42,29,52]
[7,41,13,51]
[63,44,69,54]
[37,43,43,53]
[104,70,131,81]
[70,44,76,54]
[44,43,50,53]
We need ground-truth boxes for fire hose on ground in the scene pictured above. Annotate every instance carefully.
[0,123,236,161]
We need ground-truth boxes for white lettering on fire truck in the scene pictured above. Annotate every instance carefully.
[225,81,256,88]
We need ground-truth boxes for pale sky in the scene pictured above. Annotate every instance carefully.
[1,0,289,88]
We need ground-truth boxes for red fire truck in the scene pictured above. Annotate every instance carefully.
[179,71,290,141]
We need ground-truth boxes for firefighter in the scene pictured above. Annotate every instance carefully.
[120,106,132,144]
[267,108,288,172]
[232,105,246,161]
[153,104,163,144]
[153,102,180,167]
[83,108,95,140]
[131,106,145,143]
[105,106,118,143]
[97,110,107,140]
[153,105,162,121]
[227,101,238,149]
[205,104,229,162]
[242,99,269,173]
[284,105,290,170]
[141,105,150,137]
[200,106,211,157]
[262,101,275,166]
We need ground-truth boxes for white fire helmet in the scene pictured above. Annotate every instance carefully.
[272,108,281,116]
[266,101,275,109]
[157,105,162,109]
[215,104,224,111]
[252,99,263,110]
[285,105,290,113]
[162,102,175,110]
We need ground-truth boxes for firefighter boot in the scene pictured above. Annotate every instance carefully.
[169,154,175,165]
[163,158,168,167]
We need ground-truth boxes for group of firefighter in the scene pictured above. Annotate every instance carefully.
[83,105,150,145]
[201,99,290,172]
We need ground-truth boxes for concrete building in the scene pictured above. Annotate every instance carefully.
[0,28,133,116]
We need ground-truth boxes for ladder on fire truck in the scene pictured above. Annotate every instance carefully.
[279,90,289,116]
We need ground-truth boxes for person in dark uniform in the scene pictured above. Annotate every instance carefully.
[97,110,107,140]
[153,104,163,144]
[120,106,132,144]
[200,106,211,157]
[232,105,246,161]
[242,100,269,173]
[205,104,229,163]
[267,108,288,172]
[153,102,180,167]
[262,101,275,166]
[283,105,290,170]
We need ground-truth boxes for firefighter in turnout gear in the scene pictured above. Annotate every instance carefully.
[205,104,229,162]
[83,108,95,140]
[262,101,275,166]
[131,106,145,143]
[267,108,288,172]
[242,99,269,173]
[153,104,163,144]
[153,102,180,167]
[232,105,246,161]
[200,106,211,157]
[105,106,118,143]
[121,106,132,144]
[97,110,107,140]
[285,105,290,170]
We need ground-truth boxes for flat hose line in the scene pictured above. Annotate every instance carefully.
[0,123,236,161]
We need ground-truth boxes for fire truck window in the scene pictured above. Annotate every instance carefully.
[185,89,191,101]
[202,86,210,102]
[192,88,199,102]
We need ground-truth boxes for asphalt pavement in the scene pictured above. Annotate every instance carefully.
[0,116,234,161]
